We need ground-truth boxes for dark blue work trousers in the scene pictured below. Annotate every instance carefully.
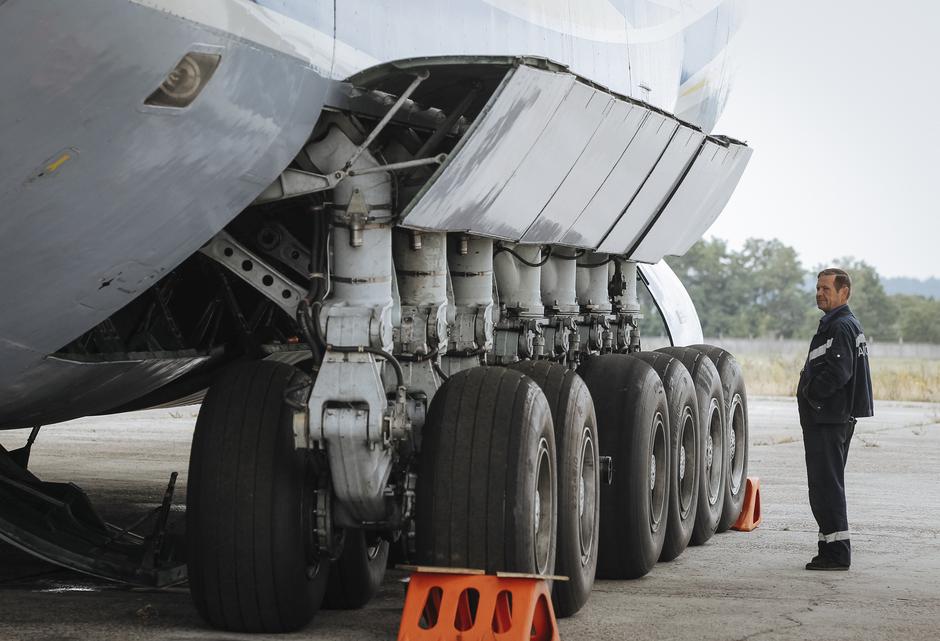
[801,419,855,566]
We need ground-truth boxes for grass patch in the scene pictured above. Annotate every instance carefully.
[735,353,940,403]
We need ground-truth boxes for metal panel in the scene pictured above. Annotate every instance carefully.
[400,61,751,254]
[490,80,612,241]
[597,126,705,254]
[0,0,329,393]
[559,110,676,247]
[522,100,639,244]
[629,140,751,263]
[0,354,210,430]
[669,144,753,256]
[638,261,703,347]
[400,65,575,239]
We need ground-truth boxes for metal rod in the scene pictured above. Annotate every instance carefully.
[414,83,480,159]
[344,70,430,171]
[347,154,446,177]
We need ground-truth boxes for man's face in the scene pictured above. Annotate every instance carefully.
[816,275,849,312]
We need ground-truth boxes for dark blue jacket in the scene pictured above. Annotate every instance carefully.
[797,305,874,426]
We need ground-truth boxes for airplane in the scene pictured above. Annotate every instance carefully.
[0,0,751,633]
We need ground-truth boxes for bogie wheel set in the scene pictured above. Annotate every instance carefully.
[185,349,748,631]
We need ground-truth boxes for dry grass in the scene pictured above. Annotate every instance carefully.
[735,353,940,403]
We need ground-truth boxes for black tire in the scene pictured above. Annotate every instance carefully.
[577,355,669,579]
[690,345,749,533]
[657,347,726,545]
[322,530,389,609]
[631,352,700,562]
[509,361,599,618]
[187,361,328,633]
[416,367,557,576]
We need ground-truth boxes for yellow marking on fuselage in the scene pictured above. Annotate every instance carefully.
[45,153,72,173]
[680,79,707,97]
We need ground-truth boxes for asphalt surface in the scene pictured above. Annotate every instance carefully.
[0,397,938,641]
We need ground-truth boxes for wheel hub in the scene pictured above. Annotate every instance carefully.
[706,434,714,469]
[533,438,553,574]
[534,491,542,528]
[729,425,736,460]
[579,476,585,517]
[649,454,656,491]
[679,445,687,481]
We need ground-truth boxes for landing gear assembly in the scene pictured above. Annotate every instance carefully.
[175,93,752,632]
[0,63,750,633]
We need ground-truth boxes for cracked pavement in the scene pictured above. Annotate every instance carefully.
[0,397,938,640]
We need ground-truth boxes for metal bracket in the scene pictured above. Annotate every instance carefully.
[254,168,344,204]
[256,222,315,280]
[199,230,307,318]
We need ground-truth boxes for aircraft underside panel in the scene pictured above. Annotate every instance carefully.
[400,61,751,261]
[0,354,209,430]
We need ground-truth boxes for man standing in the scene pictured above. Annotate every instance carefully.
[797,268,874,570]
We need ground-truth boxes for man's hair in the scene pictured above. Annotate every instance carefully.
[818,268,852,295]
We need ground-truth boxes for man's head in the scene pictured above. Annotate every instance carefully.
[816,268,851,312]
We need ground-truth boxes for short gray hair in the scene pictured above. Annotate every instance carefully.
[817,268,851,295]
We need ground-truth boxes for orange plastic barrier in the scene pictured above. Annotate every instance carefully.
[397,567,560,641]
[732,476,762,532]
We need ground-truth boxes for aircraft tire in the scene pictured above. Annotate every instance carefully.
[322,530,389,609]
[657,346,727,544]
[631,352,700,562]
[689,345,749,533]
[577,354,669,579]
[186,361,328,633]
[508,360,599,618]
[416,366,557,577]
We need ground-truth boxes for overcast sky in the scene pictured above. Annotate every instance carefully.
[707,1,939,279]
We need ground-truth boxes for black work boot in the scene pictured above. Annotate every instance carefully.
[805,556,849,571]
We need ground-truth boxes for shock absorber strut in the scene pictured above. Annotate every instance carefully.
[540,247,581,367]
[303,123,408,526]
[443,233,494,374]
[612,260,643,352]
[576,252,615,355]
[493,243,548,364]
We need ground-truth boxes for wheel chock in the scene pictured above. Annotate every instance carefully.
[397,566,563,641]
[732,476,762,532]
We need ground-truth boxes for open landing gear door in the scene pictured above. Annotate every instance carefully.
[390,57,750,263]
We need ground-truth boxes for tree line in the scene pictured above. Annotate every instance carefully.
[642,238,940,343]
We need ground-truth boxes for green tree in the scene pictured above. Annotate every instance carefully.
[665,238,751,337]
[893,294,940,343]
[735,238,808,338]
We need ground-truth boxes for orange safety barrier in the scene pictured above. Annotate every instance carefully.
[732,476,762,532]
[397,566,560,641]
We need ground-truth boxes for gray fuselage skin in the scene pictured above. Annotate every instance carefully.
[0,0,740,429]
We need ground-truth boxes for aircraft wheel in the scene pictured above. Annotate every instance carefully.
[322,530,389,609]
[577,354,669,579]
[690,345,749,532]
[657,347,726,544]
[632,352,700,562]
[509,360,599,618]
[416,367,557,576]
[187,361,328,633]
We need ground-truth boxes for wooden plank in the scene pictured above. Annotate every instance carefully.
[396,564,486,575]
[495,571,569,582]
